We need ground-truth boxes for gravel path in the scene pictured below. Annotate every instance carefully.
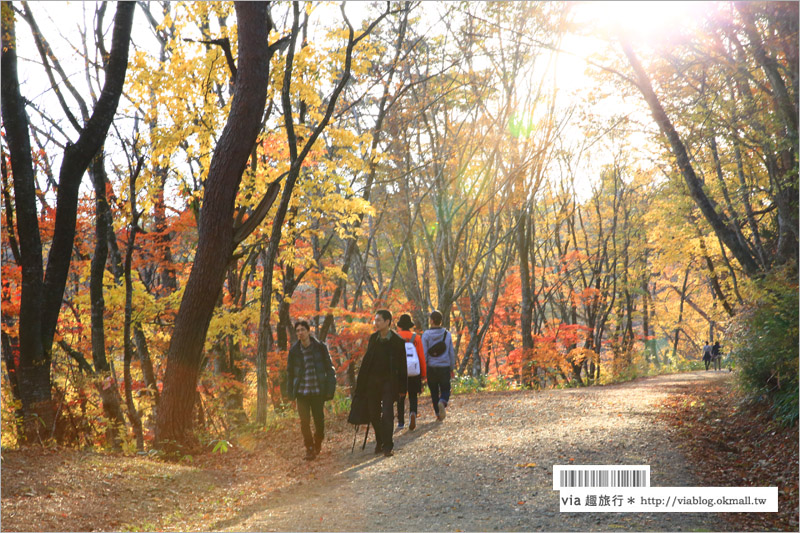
[220,371,732,532]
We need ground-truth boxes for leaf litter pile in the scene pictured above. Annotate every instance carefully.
[659,373,798,532]
[1,415,355,532]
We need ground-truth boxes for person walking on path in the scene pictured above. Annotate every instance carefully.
[287,320,337,460]
[702,341,712,371]
[712,341,722,371]
[422,310,455,421]
[353,310,408,457]
[395,314,427,431]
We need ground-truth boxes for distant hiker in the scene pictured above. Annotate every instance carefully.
[353,310,408,457]
[702,341,712,371]
[712,341,722,371]
[287,320,337,460]
[422,310,455,421]
[395,314,427,431]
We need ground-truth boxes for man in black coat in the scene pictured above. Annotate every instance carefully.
[354,309,407,457]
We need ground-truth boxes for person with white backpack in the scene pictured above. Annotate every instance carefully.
[395,314,427,431]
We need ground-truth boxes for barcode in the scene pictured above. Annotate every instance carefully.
[560,469,646,487]
[553,465,650,490]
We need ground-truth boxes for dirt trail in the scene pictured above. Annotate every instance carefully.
[217,371,732,532]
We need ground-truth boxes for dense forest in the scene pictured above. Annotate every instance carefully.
[1,1,797,452]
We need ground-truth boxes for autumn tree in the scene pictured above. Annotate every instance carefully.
[314,1,417,343]
[620,2,797,278]
[249,3,392,423]
[1,0,135,441]
[154,2,272,450]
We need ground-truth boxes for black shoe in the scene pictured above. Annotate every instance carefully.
[304,446,316,461]
[383,448,394,457]
[374,443,383,454]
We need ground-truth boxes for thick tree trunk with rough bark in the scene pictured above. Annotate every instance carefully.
[1,1,47,440]
[155,2,270,451]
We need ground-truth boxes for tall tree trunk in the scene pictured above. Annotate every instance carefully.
[732,139,768,267]
[89,152,127,448]
[317,4,409,342]
[641,271,653,364]
[256,252,275,416]
[155,2,270,450]
[2,1,47,440]
[469,289,481,377]
[254,3,379,422]
[517,206,534,357]
[123,158,145,451]
[153,170,177,295]
[735,3,798,140]
[133,326,158,404]
[671,267,690,362]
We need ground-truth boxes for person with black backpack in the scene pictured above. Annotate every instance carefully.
[395,314,427,431]
[422,310,455,421]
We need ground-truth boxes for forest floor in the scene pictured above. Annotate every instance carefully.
[1,370,796,532]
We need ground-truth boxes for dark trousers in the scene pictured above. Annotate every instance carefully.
[427,366,451,415]
[396,375,422,425]
[367,379,395,451]
[296,395,324,449]
[704,358,710,370]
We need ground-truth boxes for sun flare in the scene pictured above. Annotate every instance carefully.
[576,1,715,44]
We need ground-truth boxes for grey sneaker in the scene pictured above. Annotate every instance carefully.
[438,400,447,421]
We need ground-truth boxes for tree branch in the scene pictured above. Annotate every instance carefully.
[57,339,95,375]
[18,1,90,130]
[183,37,237,81]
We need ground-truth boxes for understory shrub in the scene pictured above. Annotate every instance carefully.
[450,374,514,394]
[729,265,799,426]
